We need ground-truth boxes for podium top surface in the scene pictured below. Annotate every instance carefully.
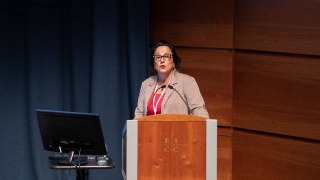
[134,114,208,121]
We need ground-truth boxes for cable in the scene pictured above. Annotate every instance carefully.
[59,146,64,158]
[74,148,84,180]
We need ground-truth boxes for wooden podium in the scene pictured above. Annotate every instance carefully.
[122,114,217,180]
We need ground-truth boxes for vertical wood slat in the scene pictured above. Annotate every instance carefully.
[217,127,232,180]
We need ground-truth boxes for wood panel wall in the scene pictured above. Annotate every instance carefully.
[149,0,234,48]
[233,52,320,140]
[149,0,320,179]
[233,0,320,179]
[234,0,320,55]
[232,130,320,180]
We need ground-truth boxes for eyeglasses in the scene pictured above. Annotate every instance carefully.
[153,54,172,62]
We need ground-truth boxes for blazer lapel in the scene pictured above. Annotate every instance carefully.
[144,76,157,114]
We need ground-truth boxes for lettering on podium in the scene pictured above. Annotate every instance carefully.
[161,137,187,153]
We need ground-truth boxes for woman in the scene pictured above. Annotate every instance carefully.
[134,40,209,118]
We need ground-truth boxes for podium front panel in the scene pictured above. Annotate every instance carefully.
[123,118,217,180]
[139,121,206,179]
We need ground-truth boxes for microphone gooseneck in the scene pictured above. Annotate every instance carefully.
[168,85,190,114]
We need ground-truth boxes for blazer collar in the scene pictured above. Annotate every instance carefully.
[169,70,179,87]
[147,70,180,87]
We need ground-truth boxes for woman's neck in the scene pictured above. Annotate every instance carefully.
[158,71,173,84]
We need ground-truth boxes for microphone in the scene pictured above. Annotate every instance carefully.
[158,84,167,90]
[167,85,190,114]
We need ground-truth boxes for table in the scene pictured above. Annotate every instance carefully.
[48,155,115,180]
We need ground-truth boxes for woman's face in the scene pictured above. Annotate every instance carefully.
[153,46,175,75]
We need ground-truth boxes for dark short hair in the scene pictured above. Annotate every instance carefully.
[149,40,181,71]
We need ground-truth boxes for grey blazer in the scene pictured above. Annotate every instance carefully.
[134,70,209,118]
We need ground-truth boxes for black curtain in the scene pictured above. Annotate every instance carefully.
[0,0,148,179]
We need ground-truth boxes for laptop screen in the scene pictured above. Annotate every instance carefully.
[36,109,107,155]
